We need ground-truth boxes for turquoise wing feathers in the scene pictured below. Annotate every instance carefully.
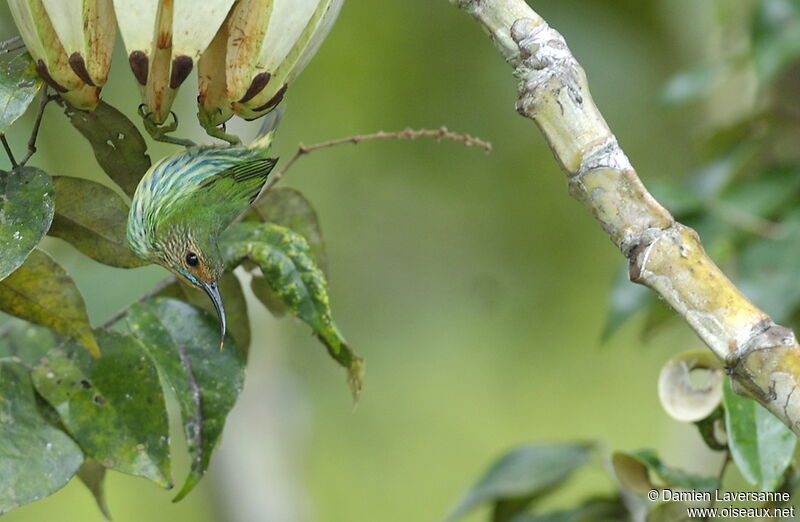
[128,146,277,260]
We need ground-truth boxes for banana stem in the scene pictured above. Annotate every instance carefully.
[451,0,800,434]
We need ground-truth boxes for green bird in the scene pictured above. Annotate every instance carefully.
[127,133,277,347]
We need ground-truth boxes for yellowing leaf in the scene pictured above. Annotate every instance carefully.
[0,249,100,357]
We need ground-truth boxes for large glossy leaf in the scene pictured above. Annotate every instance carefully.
[48,176,147,268]
[221,222,363,398]
[31,330,170,486]
[0,167,54,280]
[0,51,42,133]
[249,187,328,271]
[0,318,61,366]
[126,298,245,501]
[155,273,250,359]
[447,443,593,522]
[0,360,83,515]
[64,102,151,198]
[0,249,99,357]
[723,378,797,492]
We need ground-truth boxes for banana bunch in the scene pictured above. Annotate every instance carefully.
[112,0,344,131]
[8,0,115,110]
[8,0,343,134]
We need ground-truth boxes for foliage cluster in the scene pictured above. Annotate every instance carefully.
[0,50,360,516]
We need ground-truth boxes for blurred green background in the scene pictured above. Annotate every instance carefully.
[0,0,726,521]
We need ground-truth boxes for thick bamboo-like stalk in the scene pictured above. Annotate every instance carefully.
[451,0,800,434]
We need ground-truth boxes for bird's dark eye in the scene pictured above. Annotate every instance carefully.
[186,252,199,267]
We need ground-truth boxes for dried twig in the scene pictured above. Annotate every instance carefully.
[263,126,492,192]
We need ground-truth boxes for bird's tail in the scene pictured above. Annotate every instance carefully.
[248,104,285,150]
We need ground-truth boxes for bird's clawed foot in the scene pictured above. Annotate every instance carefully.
[138,105,197,148]
[198,109,241,146]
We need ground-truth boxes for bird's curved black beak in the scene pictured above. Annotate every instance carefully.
[200,280,226,349]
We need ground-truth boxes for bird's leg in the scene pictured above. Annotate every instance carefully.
[198,109,241,145]
[138,105,196,148]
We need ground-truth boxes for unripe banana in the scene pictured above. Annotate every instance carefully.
[41,0,115,87]
[113,0,235,124]
[198,0,344,127]
[8,0,111,110]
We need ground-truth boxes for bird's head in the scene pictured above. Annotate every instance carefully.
[156,229,227,347]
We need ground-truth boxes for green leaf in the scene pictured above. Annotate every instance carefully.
[506,497,626,522]
[250,275,288,317]
[222,222,363,399]
[751,0,800,82]
[720,166,800,219]
[0,51,42,133]
[602,264,650,341]
[64,101,151,198]
[249,187,328,272]
[659,66,718,106]
[48,176,147,268]
[695,407,727,451]
[447,442,593,522]
[0,167,54,280]
[645,501,690,522]
[0,318,61,366]
[125,298,244,501]
[640,298,674,342]
[687,149,748,202]
[155,273,250,359]
[736,209,800,323]
[723,377,797,491]
[647,180,704,218]
[0,360,83,515]
[612,449,718,493]
[31,330,170,486]
[77,458,111,520]
[0,249,100,357]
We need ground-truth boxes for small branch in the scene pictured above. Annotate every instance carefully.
[263,126,492,192]
[100,276,177,328]
[17,88,53,167]
[1,134,17,168]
